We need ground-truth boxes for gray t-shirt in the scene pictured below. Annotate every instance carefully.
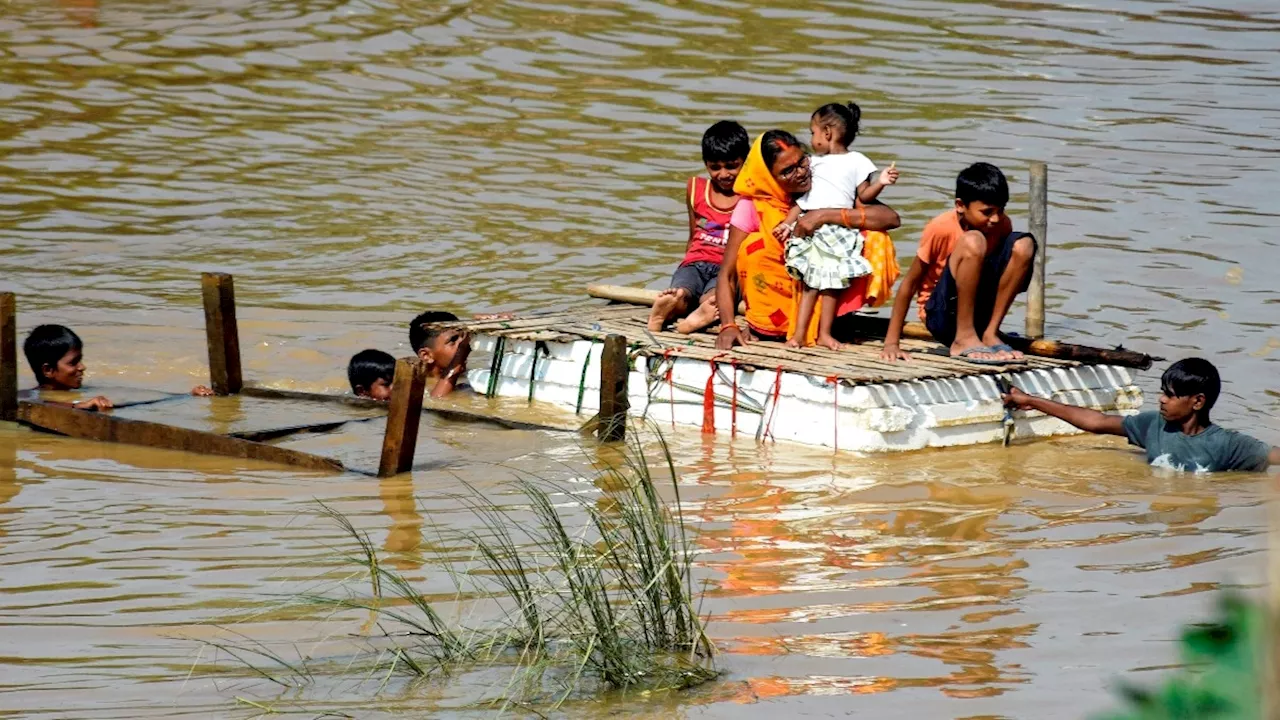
[1121,411,1271,472]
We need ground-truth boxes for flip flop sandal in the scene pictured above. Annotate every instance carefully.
[953,346,1013,366]
[988,343,1028,365]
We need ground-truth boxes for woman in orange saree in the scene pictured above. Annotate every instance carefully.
[715,131,901,350]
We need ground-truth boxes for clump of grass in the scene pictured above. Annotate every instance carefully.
[198,428,716,709]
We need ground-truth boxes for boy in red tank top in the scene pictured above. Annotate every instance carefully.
[648,121,750,333]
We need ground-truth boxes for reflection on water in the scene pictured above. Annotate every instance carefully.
[0,0,1277,716]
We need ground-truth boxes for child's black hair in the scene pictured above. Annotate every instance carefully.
[760,129,802,170]
[1161,358,1221,422]
[23,324,82,381]
[347,349,395,393]
[701,120,750,164]
[956,162,1009,208]
[811,102,861,147]
[409,311,460,353]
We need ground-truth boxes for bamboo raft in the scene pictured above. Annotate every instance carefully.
[458,287,1151,453]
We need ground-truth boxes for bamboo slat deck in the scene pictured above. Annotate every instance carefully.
[459,306,1080,387]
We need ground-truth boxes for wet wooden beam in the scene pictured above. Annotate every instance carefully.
[0,293,15,422]
[597,334,629,442]
[1026,161,1048,339]
[378,357,429,477]
[201,272,243,395]
[16,400,343,472]
[239,385,573,432]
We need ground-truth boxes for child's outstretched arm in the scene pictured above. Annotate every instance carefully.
[857,163,898,204]
[773,205,802,242]
[1001,386,1126,436]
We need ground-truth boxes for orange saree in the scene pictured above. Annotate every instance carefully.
[732,136,899,343]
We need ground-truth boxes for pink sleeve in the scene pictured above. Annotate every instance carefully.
[729,199,759,233]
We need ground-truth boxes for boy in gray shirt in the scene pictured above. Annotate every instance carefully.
[1002,358,1276,472]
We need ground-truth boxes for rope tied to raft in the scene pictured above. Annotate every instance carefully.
[729,358,740,438]
[702,353,731,435]
[825,374,840,454]
[574,343,593,415]
[485,336,507,398]
[663,348,676,429]
[527,341,547,404]
[764,365,784,443]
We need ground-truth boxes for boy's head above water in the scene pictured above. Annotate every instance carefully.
[24,324,85,391]
[954,162,1009,232]
[1159,358,1220,425]
[409,311,467,375]
[701,120,749,195]
[809,101,861,155]
[347,349,395,401]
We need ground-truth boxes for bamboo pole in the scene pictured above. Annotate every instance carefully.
[1026,161,1048,339]
[0,293,15,422]
[201,272,243,395]
[378,357,429,477]
[584,283,1155,370]
[597,334,629,442]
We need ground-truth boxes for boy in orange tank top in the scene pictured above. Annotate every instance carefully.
[648,121,750,333]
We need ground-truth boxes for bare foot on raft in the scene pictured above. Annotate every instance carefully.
[815,334,843,351]
[784,336,804,349]
[647,288,684,332]
[675,298,718,334]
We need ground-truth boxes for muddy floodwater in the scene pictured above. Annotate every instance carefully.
[1,0,1278,717]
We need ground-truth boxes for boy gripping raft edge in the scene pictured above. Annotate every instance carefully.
[1003,358,1277,472]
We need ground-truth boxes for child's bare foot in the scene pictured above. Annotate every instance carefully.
[815,334,843,351]
[784,337,803,349]
[675,299,718,334]
[647,288,685,332]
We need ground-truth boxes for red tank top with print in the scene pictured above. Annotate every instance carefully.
[683,176,734,266]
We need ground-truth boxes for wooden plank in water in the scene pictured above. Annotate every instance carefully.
[17,400,343,472]
[202,272,243,395]
[379,357,429,477]
[240,385,574,433]
[598,334,628,442]
[0,293,15,422]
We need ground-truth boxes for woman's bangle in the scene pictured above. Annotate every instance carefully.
[840,208,852,228]
[858,205,867,229]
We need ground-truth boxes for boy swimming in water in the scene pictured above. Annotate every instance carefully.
[23,324,215,411]
[1002,357,1277,472]
[23,325,114,410]
[347,349,395,401]
[648,120,751,334]
[409,311,470,398]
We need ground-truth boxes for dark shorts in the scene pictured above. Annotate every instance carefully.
[924,232,1036,345]
[669,261,719,301]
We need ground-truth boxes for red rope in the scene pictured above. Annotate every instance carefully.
[702,358,718,434]
[765,366,784,442]
[826,375,840,454]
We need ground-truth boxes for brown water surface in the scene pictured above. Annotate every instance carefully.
[1,0,1278,717]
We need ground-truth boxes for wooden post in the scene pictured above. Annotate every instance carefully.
[378,357,429,477]
[0,293,16,422]
[202,273,243,395]
[597,334,629,443]
[1025,161,1048,339]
